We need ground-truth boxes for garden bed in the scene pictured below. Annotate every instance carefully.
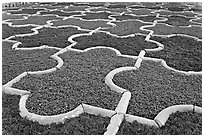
[113,14,163,22]
[161,15,197,26]
[2,41,58,85]
[2,13,25,21]
[2,24,34,39]
[62,6,90,12]
[10,26,87,48]
[146,35,202,72]
[2,94,110,135]
[127,9,156,16]
[117,111,202,135]
[113,60,202,119]
[51,18,111,30]
[72,32,158,56]
[147,23,202,39]
[77,12,113,20]
[8,8,45,15]
[39,10,82,17]
[100,20,153,36]
[12,48,136,115]
[8,15,62,26]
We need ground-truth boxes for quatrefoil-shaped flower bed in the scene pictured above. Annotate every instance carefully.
[113,59,202,120]
[12,48,136,115]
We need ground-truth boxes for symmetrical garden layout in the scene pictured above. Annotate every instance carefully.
[2,2,202,135]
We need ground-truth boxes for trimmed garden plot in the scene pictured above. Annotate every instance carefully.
[7,8,45,15]
[156,10,197,17]
[51,18,111,30]
[2,13,25,21]
[2,41,58,85]
[113,60,202,119]
[77,12,113,20]
[8,15,62,26]
[117,111,202,135]
[12,48,137,115]
[89,7,129,14]
[146,35,202,72]
[2,24,34,39]
[10,26,88,48]
[128,9,156,16]
[72,32,158,56]
[147,23,202,39]
[39,10,82,17]
[112,14,163,22]
[2,94,110,135]
[63,6,90,12]
[101,20,152,36]
[146,36,202,71]
[161,15,197,27]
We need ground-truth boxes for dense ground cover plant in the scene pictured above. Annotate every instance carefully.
[147,23,202,39]
[117,112,202,135]
[10,26,88,48]
[77,12,113,20]
[62,6,90,12]
[8,15,62,26]
[51,18,111,30]
[146,35,202,71]
[112,14,163,22]
[128,9,156,16]
[72,32,158,56]
[2,13,25,21]
[2,41,58,85]
[88,7,129,14]
[2,24,34,39]
[2,94,110,135]
[161,15,197,26]
[7,8,45,15]
[156,10,197,17]
[12,48,136,115]
[39,10,82,17]
[101,20,152,35]
[113,60,201,119]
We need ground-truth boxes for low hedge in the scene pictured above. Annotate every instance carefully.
[72,32,158,56]
[113,60,202,119]
[8,15,62,26]
[2,41,58,85]
[2,94,110,135]
[10,26,87,48]
[12,48,136,115]
[2,24,34,39]
[146,35,202,72]
[117,111,202,135]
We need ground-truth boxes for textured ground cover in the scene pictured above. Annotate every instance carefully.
[8,15,62,26]
[128,9,156,15]
[128,4,163,10]
[7,8,45,15]
[2,13,25,21]
[146,35,202,71]
[191,18,202,24]
[2,94,110,135]
[39,10,82,17]
[77,12,113,20]
[72,32,158,56]
[161,2,190,11]
[112,14,163,22]
[147,23,202,39]
[101,20,152,36]
[2,24,34,39]
[106,3,127,9]
[117,111,202,135]
[88,7,129,14]
[113,60,202,119]
[51,18,111,30]
[156,10,197,17]
[2,41,58,85]
[161,15,197,26]
[10,26,88,48]
[12,48,137,115]
[62,6,90,12]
